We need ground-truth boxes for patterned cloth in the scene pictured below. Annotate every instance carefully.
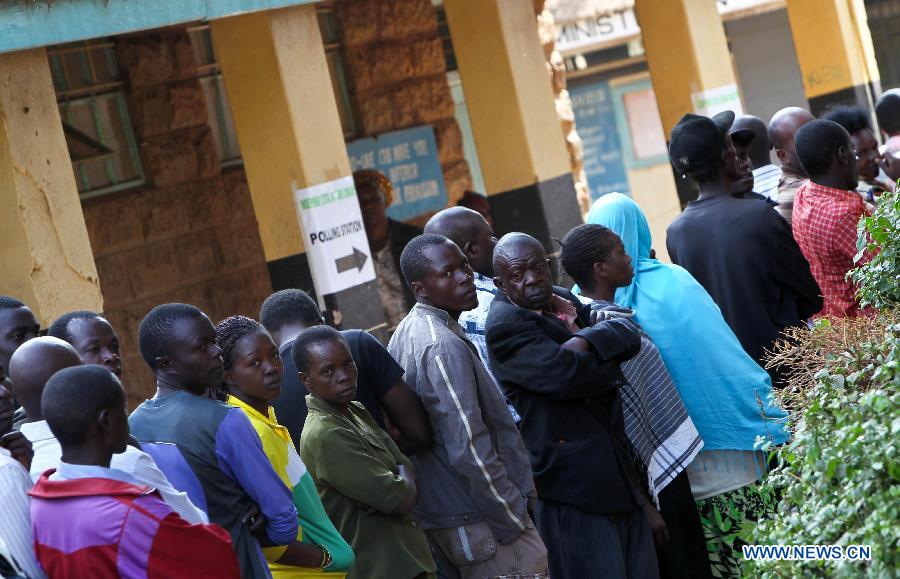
[792,181,876,317]
[695,481,778,578]
[228,396,354,577]
[0,449,44,579]
[458,272,521,422]
[373,243,409,330]
[752,164,782,202]
[589,299,704,506]
[30,462,240,578]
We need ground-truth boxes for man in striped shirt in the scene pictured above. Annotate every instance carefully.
[388,234,548,579]
[0,431,44,578]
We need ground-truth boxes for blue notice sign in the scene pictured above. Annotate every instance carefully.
[347,125,449,222]
[570,80,630,200]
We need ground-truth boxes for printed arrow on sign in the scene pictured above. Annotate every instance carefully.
[335,247,368,274]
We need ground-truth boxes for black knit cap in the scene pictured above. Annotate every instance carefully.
[668,110,754,177]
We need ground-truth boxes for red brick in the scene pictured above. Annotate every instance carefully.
[141,126,219,188]
[410,36,445,78]
[174,232,218,285]
[129,241,180,300]
[95,253,136,308]
[213,222,266,272]
[221,171,255,222]
[209,271,250,321]
[391,76,454,128]
[442,160,472,205]
[129,81,208,139]
[137,184,192,243]
[380,0,437,40]
[83,193,146,257]
[356,88,395,135]
[334,0,379,46]
[433,119,464,166]
[116,30,198,88]
[346,42,415,91]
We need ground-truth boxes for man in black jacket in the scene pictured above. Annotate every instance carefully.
[666,111,821,385]
[485,233,659,579]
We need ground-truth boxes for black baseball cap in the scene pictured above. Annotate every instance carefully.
[669,110,753,177]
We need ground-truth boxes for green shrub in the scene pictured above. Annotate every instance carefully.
[850,189,900,310]
[748,321,900,578]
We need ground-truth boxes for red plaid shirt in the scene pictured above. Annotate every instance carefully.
[792,181,876,317]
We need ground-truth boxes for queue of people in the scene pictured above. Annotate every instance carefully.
[0,97,893,579]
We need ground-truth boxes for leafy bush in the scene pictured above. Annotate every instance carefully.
[850,189,900,310]
[748,319,900,577]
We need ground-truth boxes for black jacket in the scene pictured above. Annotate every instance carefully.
[485,287,644,514]
[666,195,822,369]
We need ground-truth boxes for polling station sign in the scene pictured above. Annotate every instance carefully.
[347,125,448,222]
[292,176,375,295]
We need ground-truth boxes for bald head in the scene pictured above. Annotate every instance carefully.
[8,336,82,420]
[425,206,496,276]
[493,233,546,270]
[732,115,771,169]
[769,107,816,173]
[493,233,553,310]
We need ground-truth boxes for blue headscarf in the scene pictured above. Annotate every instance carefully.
[582,193,788,450]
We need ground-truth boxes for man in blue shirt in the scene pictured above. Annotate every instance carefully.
[129,303,298,578]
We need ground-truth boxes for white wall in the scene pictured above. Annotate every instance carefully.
[726,9,807,129]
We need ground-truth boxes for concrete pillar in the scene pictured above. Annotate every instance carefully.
[634,0,741,206]
[443,0,583,253]
[0,48,103,325]
[210,6,384,333]
[784,0,880,115]
[636,0,741,131]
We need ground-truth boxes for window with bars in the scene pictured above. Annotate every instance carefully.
[49,40,145,199]
[185,9,357,166]
[187,25,243,166]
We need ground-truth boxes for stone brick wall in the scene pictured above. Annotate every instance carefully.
[334,0,473,214]
[81,29,271,407]
[536,0,591,218]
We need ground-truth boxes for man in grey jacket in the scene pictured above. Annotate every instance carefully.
[388,234,548,579]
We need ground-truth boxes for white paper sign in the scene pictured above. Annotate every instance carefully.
[292,176,375,295]
[691,84,743,118]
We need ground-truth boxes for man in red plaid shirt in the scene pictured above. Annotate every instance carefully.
[792,119,877,318]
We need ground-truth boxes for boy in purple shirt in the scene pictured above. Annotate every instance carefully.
[30,365,239,578]
[129,303,298,578]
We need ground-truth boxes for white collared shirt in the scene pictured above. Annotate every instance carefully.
[752,164,782,202]
[0,448,45,578]
[20,420,208,524]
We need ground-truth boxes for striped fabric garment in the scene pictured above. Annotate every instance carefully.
[591,301,704,505]
[752,164,783,202]
[0,449,44,578]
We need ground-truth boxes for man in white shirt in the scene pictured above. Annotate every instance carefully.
[9,336,208,525]
[0,433,44,579]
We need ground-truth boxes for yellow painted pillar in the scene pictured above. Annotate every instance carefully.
[784,0,880,115]
[0,48,103,325]
[634,0,741,212]
[444,0,583,248]
[635,0,741,134]
[210,5,382,332]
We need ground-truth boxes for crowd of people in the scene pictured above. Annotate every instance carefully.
[0,89,896,579]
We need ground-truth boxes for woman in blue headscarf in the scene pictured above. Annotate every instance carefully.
[574,193,789,578]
